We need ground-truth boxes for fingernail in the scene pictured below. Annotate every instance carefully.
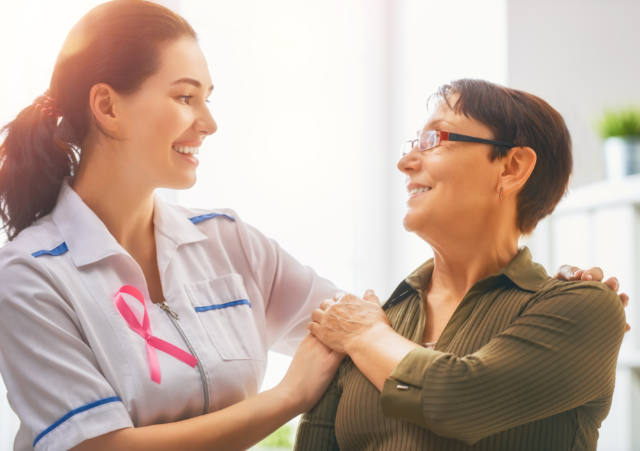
[586,274,592,280]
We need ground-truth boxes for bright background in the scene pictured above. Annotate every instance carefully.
[1,1,638,450]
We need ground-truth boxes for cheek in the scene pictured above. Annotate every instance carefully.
[435,158,496,205]
[132,99,189,136]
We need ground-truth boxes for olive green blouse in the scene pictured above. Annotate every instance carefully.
[294,248,626,451]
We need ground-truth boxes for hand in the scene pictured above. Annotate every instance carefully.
[308,289,391,354]
[277,334,344,413]
[556,265,630,332]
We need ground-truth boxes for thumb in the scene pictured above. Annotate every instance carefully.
[362,289,380,304]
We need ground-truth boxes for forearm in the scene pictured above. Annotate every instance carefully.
[73,385,300,451]
[345,323,420,391]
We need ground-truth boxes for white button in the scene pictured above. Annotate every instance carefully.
[396,384,409,391]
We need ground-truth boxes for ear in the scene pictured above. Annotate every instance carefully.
[88,83,121,137]
[498,146,537,197]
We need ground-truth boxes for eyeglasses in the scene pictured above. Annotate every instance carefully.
[401,130,515,156]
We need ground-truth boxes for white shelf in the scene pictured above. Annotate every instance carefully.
[556,173,640,215]
[618,352,640,370]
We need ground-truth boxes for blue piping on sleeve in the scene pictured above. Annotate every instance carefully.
[189,213,235,224]
[33,396,122,447]
[194,299,251,312]
[31,242,68,258]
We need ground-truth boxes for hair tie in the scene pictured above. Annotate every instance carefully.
[33,90,62,119]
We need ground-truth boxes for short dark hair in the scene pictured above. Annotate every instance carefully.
[434,79,572,234]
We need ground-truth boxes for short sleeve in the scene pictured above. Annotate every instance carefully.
[0,254,132,451]
[235,219,340,355]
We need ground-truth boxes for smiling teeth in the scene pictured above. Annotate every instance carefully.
[409,187,431,195]
[173,145,199,155]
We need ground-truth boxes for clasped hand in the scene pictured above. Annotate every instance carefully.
[308,290,391,354]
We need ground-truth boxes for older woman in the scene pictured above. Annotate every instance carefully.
[298,79,627,450]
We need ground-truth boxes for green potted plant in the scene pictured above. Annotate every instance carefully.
[597,107,640,179]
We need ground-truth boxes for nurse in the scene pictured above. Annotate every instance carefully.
[0,1,341,450]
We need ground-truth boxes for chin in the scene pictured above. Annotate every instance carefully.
[403,213,418,232]
[166,174,197,190]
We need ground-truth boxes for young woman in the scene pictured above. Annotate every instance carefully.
[0,2,341,450]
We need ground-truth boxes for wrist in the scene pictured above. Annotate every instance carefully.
[344,322,394,356]
[271,382,306,416]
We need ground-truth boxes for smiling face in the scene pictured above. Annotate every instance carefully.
[397,95,504,243]
[114,36,216,190]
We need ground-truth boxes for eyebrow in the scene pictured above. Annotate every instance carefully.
[171,77,214,93]
[423,119,453,130]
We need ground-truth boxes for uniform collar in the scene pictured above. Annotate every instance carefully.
[404,246,548,295]
[51,180,206,268]
[152,195,207,247]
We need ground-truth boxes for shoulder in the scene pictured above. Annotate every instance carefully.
[0,235,69,320]
[0,216,64,278]
[528,278,625,332]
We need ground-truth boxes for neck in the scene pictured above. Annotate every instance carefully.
[424,220,520,301]
[72,146,156,251]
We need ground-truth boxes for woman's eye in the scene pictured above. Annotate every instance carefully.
[178,95,193,104]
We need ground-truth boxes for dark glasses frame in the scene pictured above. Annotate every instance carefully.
[403,130,516,156]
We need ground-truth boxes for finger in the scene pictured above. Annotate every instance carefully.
[339,293,359,304]
[571,269,584,280]
[603,277,619,292]
[308,321,319,336]
[362,289,380,304]
[620,293,629,307]
[582,267,603,281]
[320,299,334,310]
[625,323,631,333]
[311,308,325,323]
[333,291,347,302]
[556,265,580,280]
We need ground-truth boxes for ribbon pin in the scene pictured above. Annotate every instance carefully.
[114,285,198,384]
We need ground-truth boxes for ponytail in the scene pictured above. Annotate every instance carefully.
[0,93,78,240]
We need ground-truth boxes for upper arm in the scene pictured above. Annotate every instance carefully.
[382,282,626,444]
[0,256,132,450]
[235,219,339,355]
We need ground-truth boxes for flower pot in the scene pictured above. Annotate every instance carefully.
[603,136,640,179]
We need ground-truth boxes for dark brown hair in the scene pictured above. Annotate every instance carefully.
[435,79,572,234]
[0,0,196,240]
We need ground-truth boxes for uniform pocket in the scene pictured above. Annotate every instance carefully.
[185,273,265,361]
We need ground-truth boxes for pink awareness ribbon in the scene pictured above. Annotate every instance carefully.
[114,285,198,384]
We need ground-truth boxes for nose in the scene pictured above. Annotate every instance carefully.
[397,145,421,174]
[198,104,217,136]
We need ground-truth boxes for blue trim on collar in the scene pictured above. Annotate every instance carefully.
[33,396,122,447]
[194,299,251,312]
[32,242,69,258]
[189,212,235,225]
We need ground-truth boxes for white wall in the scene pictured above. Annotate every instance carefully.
[508,1,640,449]
[507,0,640,188]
